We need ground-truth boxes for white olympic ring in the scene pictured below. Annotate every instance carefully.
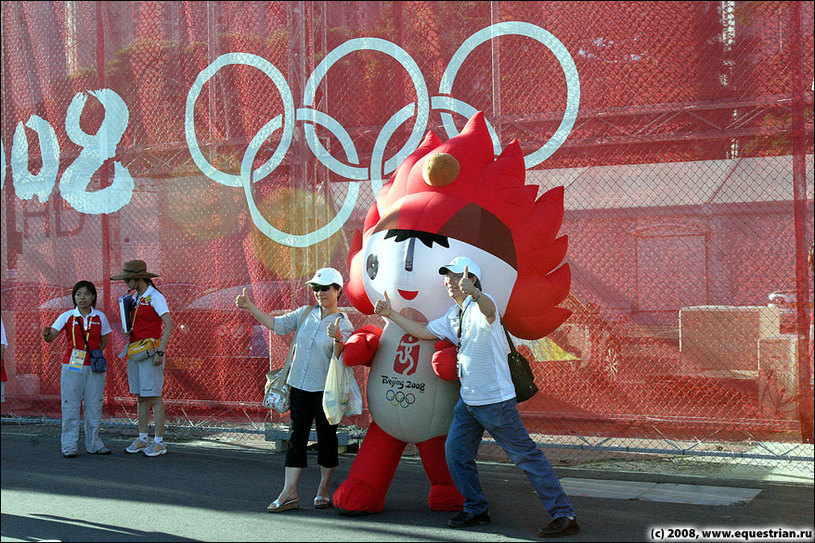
[302,37,430,195]
[439,21,580,168]
[185,53,294,189]
[184,23,580,247]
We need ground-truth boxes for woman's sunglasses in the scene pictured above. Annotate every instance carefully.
[311,285,333,292]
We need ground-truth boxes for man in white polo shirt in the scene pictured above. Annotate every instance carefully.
[373,256,579,538]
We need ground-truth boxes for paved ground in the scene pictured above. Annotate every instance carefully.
[1,422,813,542]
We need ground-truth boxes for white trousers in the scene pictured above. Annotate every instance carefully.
[60,364,106,454]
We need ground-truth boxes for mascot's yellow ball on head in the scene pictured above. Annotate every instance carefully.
[422,153,460,187]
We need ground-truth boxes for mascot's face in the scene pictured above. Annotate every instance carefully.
[362,229,517,323]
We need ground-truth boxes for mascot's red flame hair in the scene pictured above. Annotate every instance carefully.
[346,112,571,340]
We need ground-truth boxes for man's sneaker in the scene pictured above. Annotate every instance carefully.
[125,439,149,454]
[143,441,167,457]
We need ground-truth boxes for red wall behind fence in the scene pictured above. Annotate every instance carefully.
[1,1,813,443]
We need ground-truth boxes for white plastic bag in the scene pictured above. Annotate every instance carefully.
[323,354,363,424]
[344,365,362,417]
[322,355,345,425]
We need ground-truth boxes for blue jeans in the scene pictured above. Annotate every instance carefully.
[445,397,575,519]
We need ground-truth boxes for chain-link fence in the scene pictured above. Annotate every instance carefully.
[1,1,813,469]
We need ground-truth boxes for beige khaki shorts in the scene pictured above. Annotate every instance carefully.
[127,356,164,397]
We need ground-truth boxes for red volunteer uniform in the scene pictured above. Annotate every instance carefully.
[61,314,106,365]
[129,286,168,343]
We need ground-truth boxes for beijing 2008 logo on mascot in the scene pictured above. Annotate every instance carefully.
[333,111,571,515]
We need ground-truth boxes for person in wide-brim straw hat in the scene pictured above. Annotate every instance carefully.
[114,259,173,458]
[111,260,160,281]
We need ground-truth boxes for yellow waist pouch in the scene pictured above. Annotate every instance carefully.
[127,338,158,360]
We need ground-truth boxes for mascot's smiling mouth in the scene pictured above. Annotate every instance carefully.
[398,289,418,300]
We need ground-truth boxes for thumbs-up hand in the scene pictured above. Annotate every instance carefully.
[458,265,476,296]
[374,290,393,318]
[235,287,251,309]
[327,316,343,341]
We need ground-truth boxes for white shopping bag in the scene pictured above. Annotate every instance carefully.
[323,354,363,424]
[322,354,346,425]
[344,365,362,417]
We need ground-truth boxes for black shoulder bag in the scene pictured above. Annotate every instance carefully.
[501,320,538,403]
[77,317,107,373]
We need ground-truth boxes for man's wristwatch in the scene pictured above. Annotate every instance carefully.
[156,350,165,356]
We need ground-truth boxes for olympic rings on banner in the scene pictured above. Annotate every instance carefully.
[184,23,580,247]
[385,389,416,408]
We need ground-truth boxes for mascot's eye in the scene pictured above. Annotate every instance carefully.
[366,253,379,280]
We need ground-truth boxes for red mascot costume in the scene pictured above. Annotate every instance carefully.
[333,112,571,514]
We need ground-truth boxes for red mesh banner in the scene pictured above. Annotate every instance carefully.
[1,1,813,444]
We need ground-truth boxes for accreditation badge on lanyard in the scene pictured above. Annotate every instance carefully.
[68,316,89,372]
[68,349,86,372]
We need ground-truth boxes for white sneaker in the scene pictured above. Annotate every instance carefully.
[125,438,149,454]
[143,441,167,457]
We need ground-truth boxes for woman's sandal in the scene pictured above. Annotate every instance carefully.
[267,497,299,513]
[313,496,331,509]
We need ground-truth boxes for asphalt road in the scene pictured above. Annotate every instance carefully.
[1,425,813,542]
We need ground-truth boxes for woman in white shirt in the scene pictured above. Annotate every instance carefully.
[236,267,354,513]
[42,280,112,458]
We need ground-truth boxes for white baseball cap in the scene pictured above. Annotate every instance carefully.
[438,256,482,282]
[306,267,344,288]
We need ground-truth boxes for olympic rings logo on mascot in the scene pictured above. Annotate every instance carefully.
[386,389,416,408]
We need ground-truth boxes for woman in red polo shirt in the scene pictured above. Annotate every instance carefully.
[42,280,112,458]
[112,260,174,457]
